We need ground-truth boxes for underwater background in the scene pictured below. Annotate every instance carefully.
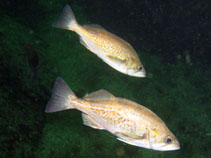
[0,0,210,157]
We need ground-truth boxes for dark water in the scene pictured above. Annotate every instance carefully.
[0,0,210,157]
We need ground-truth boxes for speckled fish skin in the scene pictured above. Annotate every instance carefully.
[45,77,180,151]
[53,4,146,77]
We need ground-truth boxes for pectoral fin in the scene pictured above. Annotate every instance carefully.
[116,132,146,140]
[115,132,147,146]
[106,55,126,66]
[82,113,104,130]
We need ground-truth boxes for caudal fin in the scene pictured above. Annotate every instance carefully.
[52,4,78,31]
[45,77,77,113]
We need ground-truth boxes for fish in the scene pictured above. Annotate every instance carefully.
[52,4,146,77]
[45,77,180,151]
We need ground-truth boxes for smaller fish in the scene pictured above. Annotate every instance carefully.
[45,77,180,151]
[53,4,146,77]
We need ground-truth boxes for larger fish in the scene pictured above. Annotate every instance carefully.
[45,77,180,151]
[53,4,146,77]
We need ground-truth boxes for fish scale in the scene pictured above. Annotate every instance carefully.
[70,98,148,136]
[77,26,129,60]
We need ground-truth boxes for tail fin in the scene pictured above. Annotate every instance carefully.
[45,77,77,113]
[52,4,78,31]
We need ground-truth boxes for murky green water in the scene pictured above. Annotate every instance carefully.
[0,0,210,157]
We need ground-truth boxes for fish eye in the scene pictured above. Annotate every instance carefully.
[138,66,142,71]
[164,136,172,144]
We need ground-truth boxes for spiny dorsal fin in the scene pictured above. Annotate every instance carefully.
[81,113,104,129]
[83,89,115,100]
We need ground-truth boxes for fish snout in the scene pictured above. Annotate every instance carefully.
[127,68,146,77]
[150,139,180,151]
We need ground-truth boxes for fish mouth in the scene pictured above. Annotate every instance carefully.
[127,70,146,77]
[151,143,180,151]
[160,144,180,151]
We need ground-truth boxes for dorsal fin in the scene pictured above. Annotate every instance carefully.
[83,89,115,100]
[83,24,105,30]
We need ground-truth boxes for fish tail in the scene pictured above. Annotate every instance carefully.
[52,4,78,31]
[45,77,77,113]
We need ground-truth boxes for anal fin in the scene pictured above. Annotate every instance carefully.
[82,113,104,130]
[79,37,89,49]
